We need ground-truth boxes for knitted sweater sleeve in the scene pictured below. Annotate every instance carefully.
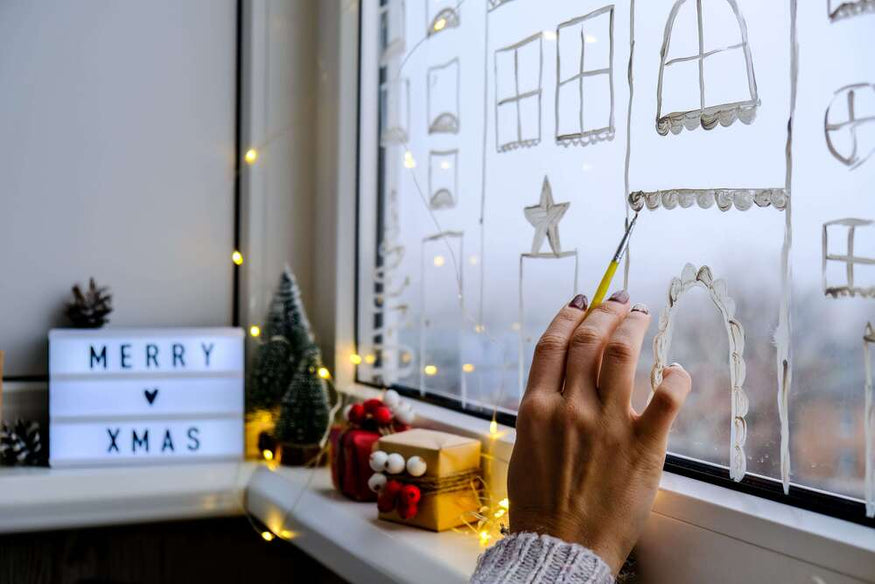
[470,532,615,584]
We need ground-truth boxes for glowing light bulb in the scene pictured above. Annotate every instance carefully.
[433,255,446,267]
[440,160,451,170]
[318,367,331,379]
[365,354,377,364]
[469,255,479,265]
[263,449,274,461]
[474,324,485,334]
[245,148,258,164]
[403,151,416,168]
[249,325,261,337]
[434,17,447,32]
[542,30,557,41]
[349,353,363,365]
[424,364,438,376]
[280,530,295,539]
[231,250,244,265]
[489,419,499,435]
[499,497,510,510]
[585,34,598,44]
[479,531,491,545]
[463,363,475,373]
[401,352,412,363]
[261,531,275,542]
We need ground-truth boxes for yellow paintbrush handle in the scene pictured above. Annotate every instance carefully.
[585,260,619,317]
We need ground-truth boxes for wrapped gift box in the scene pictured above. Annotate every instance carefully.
[329,425,381,502]
[375,428,481,532]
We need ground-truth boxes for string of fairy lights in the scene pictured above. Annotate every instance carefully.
[231,0,512,548]
[377,0,520,431]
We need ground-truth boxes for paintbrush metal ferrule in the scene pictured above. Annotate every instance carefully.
[612,212,639,263]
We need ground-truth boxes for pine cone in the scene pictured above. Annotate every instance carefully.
[65,277,113,328]
[0,420,45,466]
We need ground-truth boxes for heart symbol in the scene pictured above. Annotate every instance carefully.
[144,388,159,405]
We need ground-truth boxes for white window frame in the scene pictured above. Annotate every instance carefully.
[316,2,875,582]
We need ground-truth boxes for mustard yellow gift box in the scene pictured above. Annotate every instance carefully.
[377,428,481,532]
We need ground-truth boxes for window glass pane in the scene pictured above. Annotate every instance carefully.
[703,47,753,108]
[358,0,875,523]
[582,12,612,72]
[663,0,699,62]
[582,74,613,133]
[701,0,744,52]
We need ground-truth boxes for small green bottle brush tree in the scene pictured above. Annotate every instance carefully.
[248,267,330,465]
[274,347,330,447]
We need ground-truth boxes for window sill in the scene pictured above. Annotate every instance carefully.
[0,382,871,582]
[0,461,253,534]
[246,465,480,584]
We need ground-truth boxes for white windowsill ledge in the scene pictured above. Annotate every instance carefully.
[0,461,254,534]
[246,465,481,584]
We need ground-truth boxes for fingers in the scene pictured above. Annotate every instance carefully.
[597,304,651,409]
[563,291,631,402]
[637,364,692,447]
[525,294,590,397]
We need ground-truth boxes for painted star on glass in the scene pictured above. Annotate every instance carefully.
[524,176,570,256]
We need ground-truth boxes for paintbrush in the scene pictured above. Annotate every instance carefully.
[584,212,640,317]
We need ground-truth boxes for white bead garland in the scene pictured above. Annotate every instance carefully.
[369,450,389,472]
[385,452,406,474]
[367,472,387,493]
[405,455,427,477]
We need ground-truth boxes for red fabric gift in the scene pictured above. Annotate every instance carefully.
[329,425,380,502]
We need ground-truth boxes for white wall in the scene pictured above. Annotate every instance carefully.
[0,0,237,378]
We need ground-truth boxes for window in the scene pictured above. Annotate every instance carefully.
[494,33,543,152]
[427,59,460,134]
[555,6,615,146]
[825,83,875,170]
[656,0,759,135]
[822,218,875,299]
[380,0,405,63]
[357,0,875,529]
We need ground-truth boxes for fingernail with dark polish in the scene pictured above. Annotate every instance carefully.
[569,294,588,311]
[608,290,629,304]
[631,303,649,314]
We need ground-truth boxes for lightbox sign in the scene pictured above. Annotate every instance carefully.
[49,328,244,467]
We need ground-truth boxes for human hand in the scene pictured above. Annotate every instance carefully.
[507,291,691,575]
